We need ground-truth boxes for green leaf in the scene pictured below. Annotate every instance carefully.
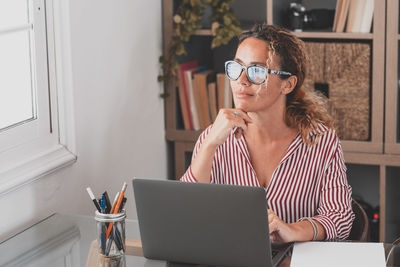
[159,92,170,98]
[223,15,231,25]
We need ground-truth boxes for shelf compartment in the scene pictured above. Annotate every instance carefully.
[346,163,380,242]
[385,166,400,243]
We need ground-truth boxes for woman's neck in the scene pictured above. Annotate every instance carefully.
[245,103,297,143]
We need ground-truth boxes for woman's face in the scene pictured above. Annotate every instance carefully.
[230,37,289,113]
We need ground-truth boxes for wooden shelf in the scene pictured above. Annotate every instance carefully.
[194,29,373,40]
[166,129,202,142]
[293,31,373,40]
[194,29,213,36]
[344,152,400,167]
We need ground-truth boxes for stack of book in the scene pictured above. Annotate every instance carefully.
[177,60,233,130]
[332,0,374,33]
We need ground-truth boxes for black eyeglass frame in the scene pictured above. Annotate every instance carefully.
[224,60,292,85]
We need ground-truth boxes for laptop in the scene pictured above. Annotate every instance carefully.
[132,178,293,267]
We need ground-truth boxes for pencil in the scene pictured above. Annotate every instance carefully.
[106,182,127,239]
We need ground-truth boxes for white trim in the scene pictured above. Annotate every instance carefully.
[0,24,33,35]
[0,216,81,266]
[0,145,76,196]
[0,0,77,195]
[51,0,77,153]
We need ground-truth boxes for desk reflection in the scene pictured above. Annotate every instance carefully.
[0,213,398,267]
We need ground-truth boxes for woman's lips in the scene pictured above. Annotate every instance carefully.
[235,92,254,99]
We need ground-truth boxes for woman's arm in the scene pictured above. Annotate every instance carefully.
[268,140,354,242]
[268,210,326,243]
[312,142,354,240]
[181,109,252,183]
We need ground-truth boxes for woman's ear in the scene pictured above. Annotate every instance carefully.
[281,75,298,95]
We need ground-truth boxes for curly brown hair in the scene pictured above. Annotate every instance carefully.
[239,24,334,145]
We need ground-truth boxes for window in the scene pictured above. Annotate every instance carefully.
[0,0,76,195]
[0,0,36,131]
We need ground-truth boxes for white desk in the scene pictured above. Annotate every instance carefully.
[0,213,184,267]
[0,213,398,267]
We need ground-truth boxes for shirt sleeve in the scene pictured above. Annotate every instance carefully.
[180,126,214,183]
[312,141,355,240]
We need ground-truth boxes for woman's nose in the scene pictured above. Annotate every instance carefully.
[237,69,250,86]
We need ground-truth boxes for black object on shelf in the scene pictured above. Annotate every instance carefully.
[287,3,335,32]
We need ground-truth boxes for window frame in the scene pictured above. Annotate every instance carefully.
[0,0,76,196]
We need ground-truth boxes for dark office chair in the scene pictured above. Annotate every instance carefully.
[386,236,400,266]
[348,199,370,241]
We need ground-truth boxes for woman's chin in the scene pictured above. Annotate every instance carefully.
[234,104,251,112]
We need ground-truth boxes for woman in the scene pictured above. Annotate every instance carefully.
[181,24,354,242]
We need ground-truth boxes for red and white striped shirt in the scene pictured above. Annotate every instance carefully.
[181,125,355,240]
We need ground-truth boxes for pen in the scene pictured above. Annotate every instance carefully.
[100,196,107,254]
[103,191,112,214]
[110,192,120,213]
[106,182,127,239]
[86,187,101,212]
[118,197,127,213]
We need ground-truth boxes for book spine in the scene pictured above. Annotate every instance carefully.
[177,74,191,130]
[208,82,218,122]
[185,70,200,131]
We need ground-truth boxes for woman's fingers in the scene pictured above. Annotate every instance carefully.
[210,108,250,142]
[233,109,252,124]
[268,209,294,243]
[268,209,278,231]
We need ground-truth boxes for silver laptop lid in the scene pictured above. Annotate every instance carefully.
[132,178,274,267]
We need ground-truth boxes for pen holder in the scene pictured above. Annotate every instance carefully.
[95,210,126,267]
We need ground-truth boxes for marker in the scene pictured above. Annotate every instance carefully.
[86,187,101,212]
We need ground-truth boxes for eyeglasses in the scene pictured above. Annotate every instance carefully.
[224,60,292,85]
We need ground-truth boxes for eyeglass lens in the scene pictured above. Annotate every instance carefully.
[226,61,266,84]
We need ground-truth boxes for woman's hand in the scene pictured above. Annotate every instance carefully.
[268,209,325,243]
[205,108,252,147]
[268,209,295,243]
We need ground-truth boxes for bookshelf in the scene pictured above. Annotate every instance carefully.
[162,0,400,242]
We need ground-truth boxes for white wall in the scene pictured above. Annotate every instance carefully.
[0,0,167,241]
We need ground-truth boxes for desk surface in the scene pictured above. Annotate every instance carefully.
[0,213,397,267]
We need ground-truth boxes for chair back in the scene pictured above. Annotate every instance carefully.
[348,199,370,241]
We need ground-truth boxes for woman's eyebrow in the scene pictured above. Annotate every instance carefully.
[234,58,266,66]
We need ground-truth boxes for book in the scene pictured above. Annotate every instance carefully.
[216,73,225,111]
[335,0,350,33]
[346,0,364,33]
[360,0,374,33]
[193,70,216,129]
[184,67,201,131]
[178,61,198,130]
[332,0,342,32]
[177,71,191,130]
[223,75,233,108]
[207,82,218,122]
